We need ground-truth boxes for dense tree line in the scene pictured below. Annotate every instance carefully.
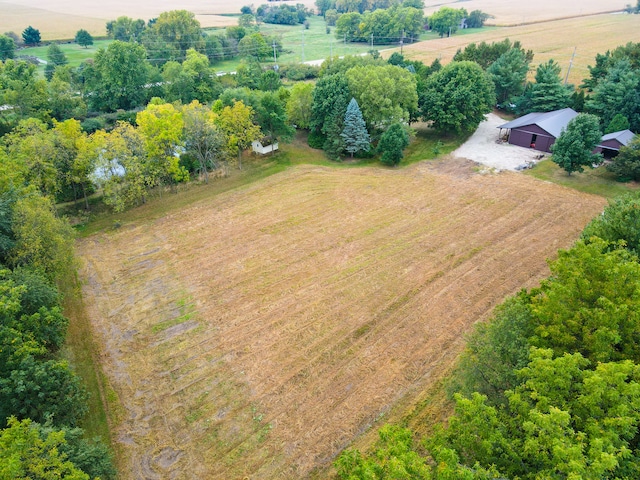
[255,3,312,25]
[307,53,494,160]
[0,146,116,477]
[337,192,640,478]
[334,5,424,43]
[316,0,424,16]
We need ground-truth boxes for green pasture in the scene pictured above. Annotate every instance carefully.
[19,39,112,75]
[206,15,399,73]
[525,159,639,199]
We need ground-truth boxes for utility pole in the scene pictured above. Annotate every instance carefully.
[564,47,577,85]
[272,41,278,67]
[302,29,305,62]
[400,29,404,55]
[330,38,333,59]
[371,33,374,49]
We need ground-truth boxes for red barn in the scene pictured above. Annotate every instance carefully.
[497,108,578,153]
[595,129,636,159]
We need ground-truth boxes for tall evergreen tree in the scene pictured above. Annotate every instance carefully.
[21,26,40,46]
[488,48,529,105]
[528,60,571,112]
[586,59,640,132]
[340,98,370,158]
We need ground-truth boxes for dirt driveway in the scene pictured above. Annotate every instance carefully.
[453,113,549,171]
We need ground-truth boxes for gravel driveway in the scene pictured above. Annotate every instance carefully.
[453,113,549,171]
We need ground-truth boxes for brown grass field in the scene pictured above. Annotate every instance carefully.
[0,0,627,40]
[400,13,640,87]
[423,0,628,25]
[0,0,316,39]
[77,158,606,478]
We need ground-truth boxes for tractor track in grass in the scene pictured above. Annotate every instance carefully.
[77,158,605,479]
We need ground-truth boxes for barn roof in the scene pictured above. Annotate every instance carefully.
[497,108,578,138]
[600,129,636,146]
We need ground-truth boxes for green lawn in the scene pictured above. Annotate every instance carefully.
[403,125,470,165]
[207,15,406,73]
[19,39,112,76]
[524,159,639,199]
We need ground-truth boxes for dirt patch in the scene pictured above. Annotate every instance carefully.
[77,162,606,478]
[453,113,548,171]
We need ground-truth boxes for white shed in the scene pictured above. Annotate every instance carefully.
[252,140,279,155]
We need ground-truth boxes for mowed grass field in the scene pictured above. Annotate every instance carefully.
[77,158,605,478]
[399,13,640,86]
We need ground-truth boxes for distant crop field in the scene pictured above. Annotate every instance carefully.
[423,0,628,25]
[0,0,316,40]
[400,13,640,86]
[78,158,605,479]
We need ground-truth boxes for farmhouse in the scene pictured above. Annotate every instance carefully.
[497,108,578,153]
[595,129,636,159]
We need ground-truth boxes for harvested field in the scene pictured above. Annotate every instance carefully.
[401,13,640,87]
[423,0,627,25]
[77,159,606,478]
[0,0,315,40]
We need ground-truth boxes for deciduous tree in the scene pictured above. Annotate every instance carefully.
[428,7,466,37]
[531,238,640,363]
[420,61,495,133]
[238,32,270,59]
[215,100,262,170]
[152,10,204,60]
[582,192,640,254]
[0,418,89,479]
[466,10,490,28]
[45,44,68,81]
[106,16,146,42]
[378,122,409,166]
[10,193,75,281]
[136,102,187,187]
[551,113,602,175]
[606,135,640,182]
[335,12,363,41]
[87,123,148,212]
[182,101,224,183]
[346,64,417,129]
[74,29,93,48]
[48,68,87,121]
[4,118,57,198]
[85,41,150,111]
[286,82,314,129]
[0,35,15,61]
[0,59,49,122]
[256,91,294,148]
